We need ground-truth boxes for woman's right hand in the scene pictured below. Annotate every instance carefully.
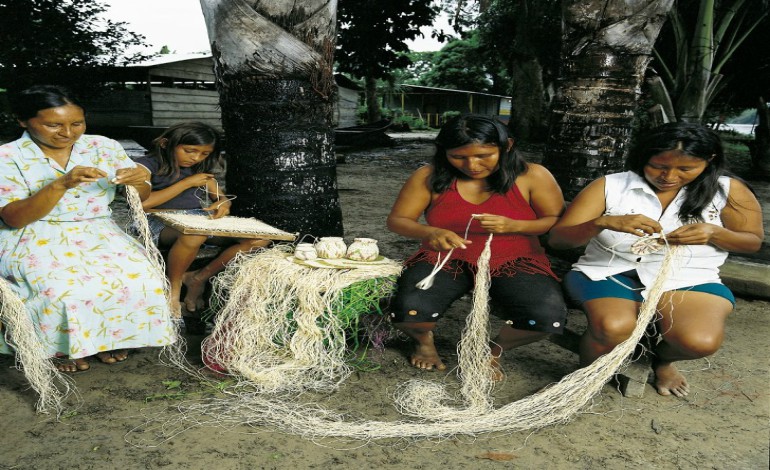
[424,228,471,251]
[55,166,108,190]
[595,214,663,236]
[184,173,215,188]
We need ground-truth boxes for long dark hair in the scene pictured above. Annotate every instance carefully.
[626,122,728,222]
[430,113,528,194]
[148,122,222,177]
[8,85,84,121]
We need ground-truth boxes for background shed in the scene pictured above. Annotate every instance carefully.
[83,54,221,132]
[383,84,512,127]
[80,54,362,143]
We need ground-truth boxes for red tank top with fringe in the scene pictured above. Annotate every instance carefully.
[407,179,557,279]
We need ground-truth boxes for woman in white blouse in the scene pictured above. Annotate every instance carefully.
[549,122,763,397]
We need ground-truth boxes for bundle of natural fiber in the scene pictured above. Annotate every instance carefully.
[124,186,188,372]
[201,245,402,392]
[128,233,682,445]
[0,279,77,414]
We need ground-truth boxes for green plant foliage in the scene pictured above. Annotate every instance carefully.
[389,51,439,85]
[652,0,769,122]
[476,0,562,96]
[336,0,440,122]
[336,0,440,81]
[144,378,236,403]
[0,0,151,91]
[419,31,501,93]
[389,112,428,130]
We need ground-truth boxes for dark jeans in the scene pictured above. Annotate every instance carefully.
[390,260,567,334]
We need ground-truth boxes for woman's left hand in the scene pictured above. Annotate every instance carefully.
[474,213,518,234]
[114,167,151,187]
[664,223,719,246]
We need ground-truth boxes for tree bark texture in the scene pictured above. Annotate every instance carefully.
[200,0,343,237]
[507,0,548,142]
[542,0,674,200]
[510,58,546,142]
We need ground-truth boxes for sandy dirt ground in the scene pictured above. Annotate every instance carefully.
[1,140,768,469]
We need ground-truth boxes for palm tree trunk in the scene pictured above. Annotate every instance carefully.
[200,0,343,236]
[543,0,674,200]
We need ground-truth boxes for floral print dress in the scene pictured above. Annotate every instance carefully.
[0,133,175,359]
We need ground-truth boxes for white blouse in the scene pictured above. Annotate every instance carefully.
[573,171,730,298]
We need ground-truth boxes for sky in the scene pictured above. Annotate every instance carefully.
[103,0,447,56]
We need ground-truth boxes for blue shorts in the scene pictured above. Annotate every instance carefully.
[564,270,735,306]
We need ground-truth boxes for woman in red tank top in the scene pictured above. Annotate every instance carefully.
[387,114,567,375]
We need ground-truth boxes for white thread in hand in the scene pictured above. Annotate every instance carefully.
[415,215,476,290]
[415,248,455,290]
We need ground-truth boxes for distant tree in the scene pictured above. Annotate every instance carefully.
[159,45,172,55]
[478,0,561,142]
[390,51,437,85]
[419,32,507,94]
[336,0,439,122]
[0,0,150,92]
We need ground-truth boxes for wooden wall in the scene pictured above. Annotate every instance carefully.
[149,58,215,82]
[83,89,151,127]
[335,86,360,127]
[149,87,221,129]
[383,86,511,127]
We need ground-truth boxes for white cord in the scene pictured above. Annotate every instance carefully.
[194,179,237,217]
[415,215,478,290]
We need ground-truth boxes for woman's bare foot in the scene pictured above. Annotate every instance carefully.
[182,270,207,312]
[653,361,689,397]
[56,357,90,373]
[96,352,117,365]
[410,331,446,371]
[112,349,129,362]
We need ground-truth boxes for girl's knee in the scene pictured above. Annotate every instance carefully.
[240,239,270,250]
[390,301,444,323]
[177,234,207,247]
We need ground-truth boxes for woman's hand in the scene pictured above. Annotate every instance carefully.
[113,166,150,188]
[424,228,471,252]
[474,213,518,234]
[55,166,108,190]
[184,173,215,189]
[664,223,719,246]
[595,214,663,237]
[205,198,231,219]
[1,166,107,228]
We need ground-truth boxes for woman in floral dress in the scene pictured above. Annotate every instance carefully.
[0,85,175,372]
